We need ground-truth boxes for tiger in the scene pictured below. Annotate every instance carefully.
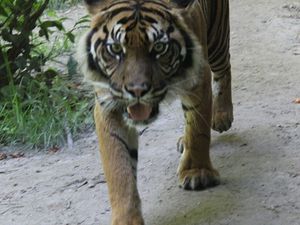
[77,0,233,224]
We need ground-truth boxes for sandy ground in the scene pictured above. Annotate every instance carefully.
[1,0,300,224]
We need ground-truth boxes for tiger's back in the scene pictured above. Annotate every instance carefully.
[176,0,231,76]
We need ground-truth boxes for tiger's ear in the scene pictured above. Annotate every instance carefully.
[84,0,110,15]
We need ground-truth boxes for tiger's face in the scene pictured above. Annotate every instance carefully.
[79,0,204,124]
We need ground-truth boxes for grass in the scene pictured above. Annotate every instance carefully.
[0,69,93,148]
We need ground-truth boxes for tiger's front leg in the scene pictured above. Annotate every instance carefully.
[178,66,220,190]
[94,102,144,225]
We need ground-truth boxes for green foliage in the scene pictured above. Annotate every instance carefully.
[0,71,93,147]
[0,0,93,148]
[0,0,75,87]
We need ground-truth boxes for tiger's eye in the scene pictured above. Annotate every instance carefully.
[110,43,123,54]
[153,42,166,53]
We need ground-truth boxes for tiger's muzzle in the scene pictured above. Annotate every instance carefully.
[119,83,167,124]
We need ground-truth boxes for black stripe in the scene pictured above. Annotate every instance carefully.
[86,27,98,51]
[110,7,133,18]
[143,15,158,24]
[143,0,170,10]
[86,28,99,71]
[84,0,100,5]
[102,1,131,11]
[208,0,217,36]
[94,39,101,51]
[167,25,175,34]
[140,7,170,21]
[176,24,194,69]
[110,133,138,160]
[86,27,108,76]
[208,2,227,60]
[150,24,159,34]
[126,20,139,32]
[207,0,230,74]
[171,0,193,8]
[152,90,167,101]
[117,13,135,24]
[103,25,109,39]
[129,149,138,161]
[87,54,97,71]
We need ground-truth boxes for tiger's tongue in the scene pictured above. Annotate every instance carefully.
[127,104,152,121]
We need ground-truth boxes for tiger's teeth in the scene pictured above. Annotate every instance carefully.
[127,104,152,121]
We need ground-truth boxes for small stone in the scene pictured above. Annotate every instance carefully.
[88,183,96,188]
[0,153,7,160]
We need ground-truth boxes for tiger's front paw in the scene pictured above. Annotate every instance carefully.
[112,215,144,225]
[212,109,233,133]
[178,168,220,190]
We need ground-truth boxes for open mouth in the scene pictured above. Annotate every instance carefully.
[125,103,159,123]
[122,89,167,124]
[127,103,152,121]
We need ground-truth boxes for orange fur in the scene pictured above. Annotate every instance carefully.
[79,1,232,224]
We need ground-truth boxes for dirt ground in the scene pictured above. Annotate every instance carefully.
[1,0,300,224]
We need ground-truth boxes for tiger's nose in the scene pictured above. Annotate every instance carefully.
[125,82,151,97]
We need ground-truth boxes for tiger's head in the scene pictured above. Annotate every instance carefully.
[78,0,205,124]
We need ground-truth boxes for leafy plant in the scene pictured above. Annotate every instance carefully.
[0,0,93,148]
[0,76,93,147]
[0,0,75,87]
[0,68,93,147]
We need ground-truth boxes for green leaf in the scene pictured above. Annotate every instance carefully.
[65,31,75,43]
[74,15,90,28]
[46,9,57,18]
[38,27,50,40]
[15,55,27,70]
[39,20,65,31]
[0,5,8,17]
